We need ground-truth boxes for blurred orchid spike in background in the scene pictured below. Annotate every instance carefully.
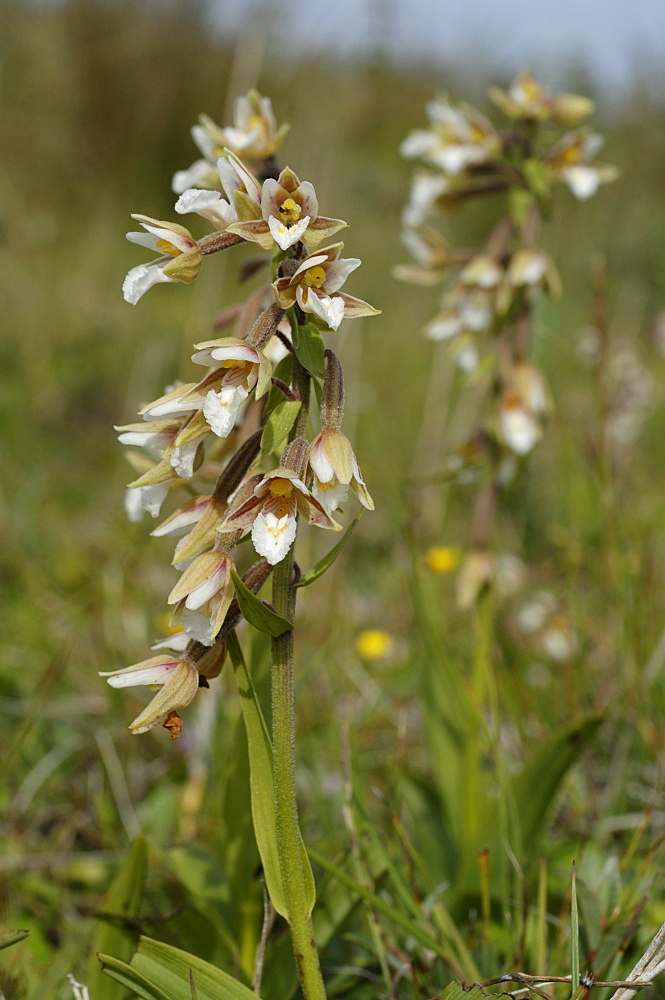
[397,67,617,613]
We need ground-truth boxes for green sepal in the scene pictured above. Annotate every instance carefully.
[291,319,325,378]
[0,929,29,951]
[260,399,301,455]
[232,190,262,222]
[230,570,293,637]
[296,512,363,588]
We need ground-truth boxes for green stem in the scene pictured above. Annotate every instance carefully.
[271,552,327,1000]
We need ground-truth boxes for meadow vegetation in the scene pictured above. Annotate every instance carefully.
[3,1,665,997]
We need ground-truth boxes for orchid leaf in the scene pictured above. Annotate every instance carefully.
[86,835,148,998]
[296,512,362,588]
[228,633,316,921]
[0,929,29,951]
[100,936,262,1000]
[231,569,293,637]
[260,399,301,455]
[292,319,325,377]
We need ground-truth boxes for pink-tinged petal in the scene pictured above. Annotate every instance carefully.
[122,262,174,304]
[424,311,461,341]
[208,343,260,365]
[581,132,604,158]
[139,384,199,420]
[219,150,263,205]
[301,216,347,247]
[129,660,199,733]
[226,219,275,249]
[130,216,196,251]
[268,214,310,251]
[308,440,336,484]
[261,178,289,218]
[255,353,273,399]
[222,493,264,530]
[126,231,162,251]
[203,385,248,437]
[191,338,259,366]
[294,489,341,529]
[400,129,438,158]
[297,181,318,217]
[312,479,349,514]
[337,292,381,320]
[172,158,218,195]
[168,552,225,605]
[99,655,179,687]
[323,257,361,293]
[184,563,231,611]
[275,166,301,193]
[292,253,329,281]
[208,587,235,637]
[272,277,297,309]
[151,631,191,652]
[137,482,171,518]
[175,189,236,229]
[223,123,262,151]
[124,487,144,523]
[304,290,346,331]
[351,473,374,511]
[217,157,242,202]
[152,496,212,538]
[251,510,297,564]
[562,165,600,200]
[191,122,219,159]
[170,438,201,479]
[178,607,217,645]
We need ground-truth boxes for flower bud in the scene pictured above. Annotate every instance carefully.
[321,350,345,430]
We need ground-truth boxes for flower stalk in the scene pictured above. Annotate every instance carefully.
[107,88,378,996]
[271,545,327,1000]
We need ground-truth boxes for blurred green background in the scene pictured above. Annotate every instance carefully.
[3,1,665,995]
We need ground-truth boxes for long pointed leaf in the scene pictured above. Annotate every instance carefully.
[135,936,263,1000]
[87,835,148,997]
[512,715,603,847]
[0,929,29,951]
[296,513,362,588]
[231,570,293,637]
[227,632,315,920]
[98,954,172,1000]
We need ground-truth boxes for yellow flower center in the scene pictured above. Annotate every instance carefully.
[155,239,182,258]
[269,478,294,498]
[278,198,302,226]
[519,74,544,104]
[560,144,581,165]
[302,265,327,289]
[266,478,295,519]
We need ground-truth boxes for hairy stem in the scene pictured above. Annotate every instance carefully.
[271,552,327,1000]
